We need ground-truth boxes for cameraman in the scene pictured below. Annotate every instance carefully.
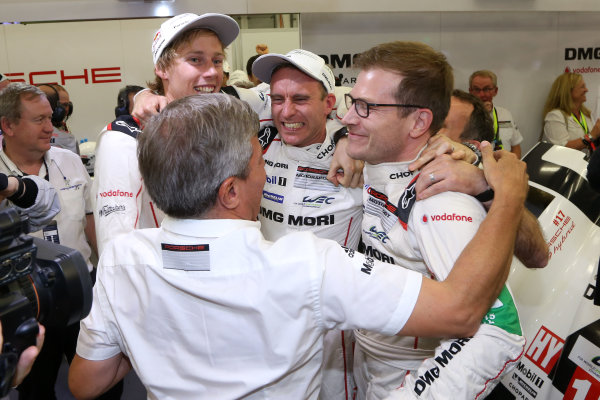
[0,83,101,400]
[0,321,45,391]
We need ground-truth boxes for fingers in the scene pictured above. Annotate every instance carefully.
[13,346,40,387]
[326,168,341,187]
[409,152,435,172]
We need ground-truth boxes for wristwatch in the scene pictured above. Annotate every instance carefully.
[582,135,592,148]
[474,188,494,203]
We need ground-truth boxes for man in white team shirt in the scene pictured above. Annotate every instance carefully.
[69,93,531,400]
[469,70,523,158]
[342,41,547,399]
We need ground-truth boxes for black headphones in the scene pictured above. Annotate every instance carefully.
[114,87,130,118]
[37,84,72,126]
[115,85,144,118]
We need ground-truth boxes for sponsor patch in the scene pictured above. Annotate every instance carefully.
[364,186,399,232]
[98,204,126,217]
[265,175,287,187]
[363,226,389,243]
[99,189,133,198]
[422,213,474,223]
[294,165,339,192]
[262,190,284,204]
[161,243,210,271]
[295,194,335,208]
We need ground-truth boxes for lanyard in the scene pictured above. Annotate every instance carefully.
[571,113,589,134]
[491,108,504,150]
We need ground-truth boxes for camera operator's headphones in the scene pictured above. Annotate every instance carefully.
[37,84,72,126]
[114,87,130,118]
[115,85,143,118]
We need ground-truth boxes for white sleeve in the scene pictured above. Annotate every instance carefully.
[13,175,61,232]
[317,240,422,335]
[92,130,142,255]
[409,192,487,281]
[76,275,122,361]
[234,86,272,129]
[543,110,569,146]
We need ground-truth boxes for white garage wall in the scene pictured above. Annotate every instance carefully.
[302,12,600,155]
[0,18,299,143]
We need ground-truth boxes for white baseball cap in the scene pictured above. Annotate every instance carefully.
[252,49,335,94]
[152,13,240,65]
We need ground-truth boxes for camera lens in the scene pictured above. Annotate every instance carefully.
[14,252,32,273]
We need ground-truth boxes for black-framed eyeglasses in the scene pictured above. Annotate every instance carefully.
[344,93,428,118]
[469,86,496,94]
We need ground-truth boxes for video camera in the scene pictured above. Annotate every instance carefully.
[0,208,92,395]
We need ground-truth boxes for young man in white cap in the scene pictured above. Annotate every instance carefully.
[92,13,268,255]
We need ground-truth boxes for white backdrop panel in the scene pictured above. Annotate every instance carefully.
[302,11,600,155]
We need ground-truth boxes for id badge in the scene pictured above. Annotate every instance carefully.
[42,220,60,244]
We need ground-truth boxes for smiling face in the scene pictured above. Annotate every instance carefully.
[571,78,588,108]
[156,31,224,102]
[2,94,54,156]
[341,68,420,165]
[269,67,334,148]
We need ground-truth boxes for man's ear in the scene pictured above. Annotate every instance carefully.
[324,93,336,115]
[0,116,15,137]
[216,176,241,211]
[155,66,167,80]
[409,109,433,139]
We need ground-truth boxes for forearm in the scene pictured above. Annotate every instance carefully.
[514,209,548,268]
[565,137,588,150]
[444,194,524,332]
[69,353,131,400]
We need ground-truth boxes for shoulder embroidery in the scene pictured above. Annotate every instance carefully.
[106,115,142,139]
[393,174,419,231]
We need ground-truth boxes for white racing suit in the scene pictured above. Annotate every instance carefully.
[354,157,525,400]
[93,87,271,255]
[258,119,363,400]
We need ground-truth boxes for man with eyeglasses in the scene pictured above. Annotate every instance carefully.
[0,82,100,400]
[469,70,523,158]
[341,41,546,399]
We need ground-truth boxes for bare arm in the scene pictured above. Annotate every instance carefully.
[399,144,528,338]
[131,89,168,127]
[515,209,548,268]
[69,353,131,400]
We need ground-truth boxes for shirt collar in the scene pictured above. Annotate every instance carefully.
[161,216,260,238]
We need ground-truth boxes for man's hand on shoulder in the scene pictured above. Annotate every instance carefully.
[409,134,477,172]
[415,156,487,200]
[131,89,168,126]
[327,137,364,188]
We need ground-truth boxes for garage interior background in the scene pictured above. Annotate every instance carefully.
[1,1,600,155]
